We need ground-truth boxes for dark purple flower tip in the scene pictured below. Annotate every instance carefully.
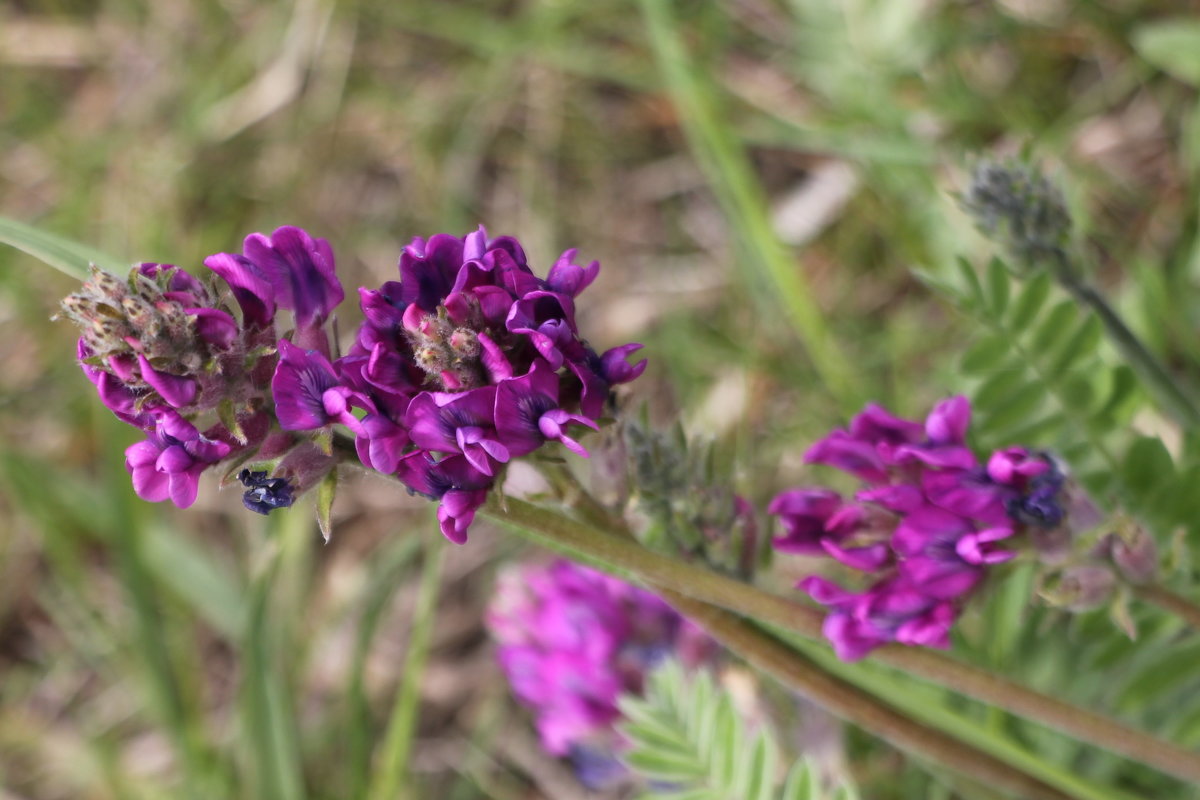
[358,282,406,331]
[804,431,889,484]
[136,354,198,408]
[925,395,971,445]
[125,409,231,508]
[506,291,578,366]
[399,232,464,311]
[987,447,1051,486]
[848,403,924,445]
[243,226,343,328]
[545,249,601,297]
[438,488,489,544]
[187,307,238,350]
[204,252,276,329]
[272,340,365,434]
[482,246,541,300]
[598,343,647,385]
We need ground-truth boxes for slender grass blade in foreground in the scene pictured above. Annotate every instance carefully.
[0,215,126,280]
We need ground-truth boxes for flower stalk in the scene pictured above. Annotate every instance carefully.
[481,495,1200,786]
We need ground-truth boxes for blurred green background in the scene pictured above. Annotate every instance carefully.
[3,1,1200,797]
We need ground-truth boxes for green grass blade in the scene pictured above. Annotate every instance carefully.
[637,0,860,407]
[243,511,309,800]
[345,535,424,799]
[0,215,126,280]
[368,532,447,800]
[775,629,1146,800]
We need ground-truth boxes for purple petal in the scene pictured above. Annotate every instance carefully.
[188,307,238,350]
[243,226,343,328]
[204,252,276,328]
[137,355,198,408]
[925,395,971,445]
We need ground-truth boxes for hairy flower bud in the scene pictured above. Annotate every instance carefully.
[1041,565,1116,613]
[961,159,1071,271]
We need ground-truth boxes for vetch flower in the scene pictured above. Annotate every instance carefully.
[774,396,1080,660]
[125,409,231,508]
[272,340,365,434]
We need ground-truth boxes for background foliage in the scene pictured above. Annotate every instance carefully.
[3,0,1200,797]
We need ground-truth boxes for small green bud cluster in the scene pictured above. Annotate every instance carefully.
[961,160,1072,271]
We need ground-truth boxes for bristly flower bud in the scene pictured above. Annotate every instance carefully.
[623,415,758,577]
[1102,520,1159,584]
[961,159,1071,271]
[1040,565,1116,613]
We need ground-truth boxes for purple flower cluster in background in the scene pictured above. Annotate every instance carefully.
[487,559,716,787]
[770,397,1066,661]
[63,226,643,533]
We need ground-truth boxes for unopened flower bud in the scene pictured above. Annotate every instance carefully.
[449,327,480,358]
[961,159,1071,271]
[1108,525,1158,584]
[1041,565,1115,613]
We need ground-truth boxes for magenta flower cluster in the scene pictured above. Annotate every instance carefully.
[770,397,1064,661]
[487,559,715,785]
[273,227,645,541]
[64,226,644,537]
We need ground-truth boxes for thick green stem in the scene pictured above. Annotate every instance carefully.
[1134,583,1200,630]
[668,594,1074,800]
[482,496,1200,786]
[1052,253,1200,428]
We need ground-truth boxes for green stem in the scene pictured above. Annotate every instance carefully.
[368,534,447,800]
[670,595,1074,800]
[481,496,1200,786]
[1134,582,1200,630]
[1052,252,1200,428]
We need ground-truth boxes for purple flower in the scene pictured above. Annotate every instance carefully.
[125,409,231,508]
[405,386,509,476]
[272,340,365,434]
[241,226,343,329]
[487,559,717,763]
[495,360,598,458]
